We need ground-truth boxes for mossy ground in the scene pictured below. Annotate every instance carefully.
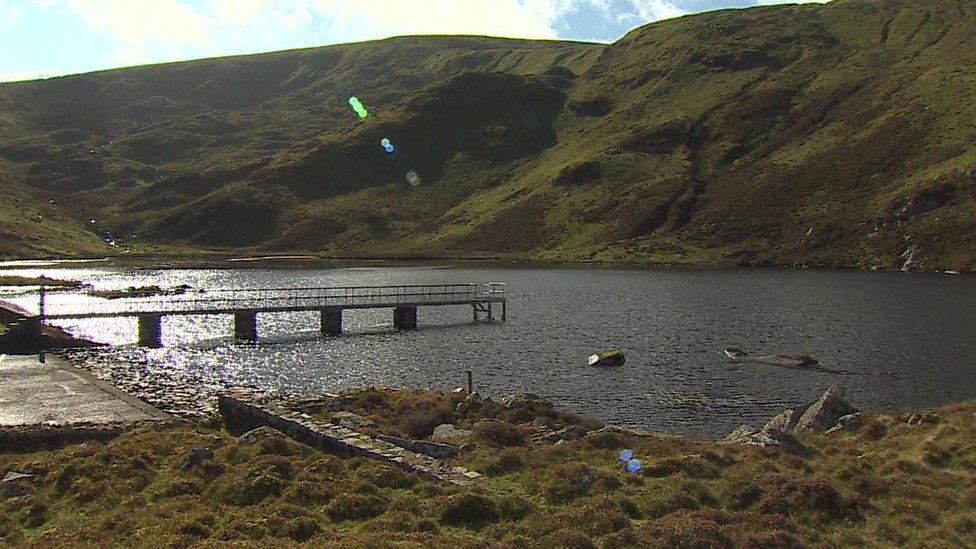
[2,393,974,548]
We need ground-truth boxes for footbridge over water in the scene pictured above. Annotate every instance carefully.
[13,283,507,348]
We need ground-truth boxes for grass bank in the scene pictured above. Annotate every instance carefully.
[1,390,974,547]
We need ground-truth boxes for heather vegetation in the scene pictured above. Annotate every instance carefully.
[2,392,974,547]
[1,0,974,270]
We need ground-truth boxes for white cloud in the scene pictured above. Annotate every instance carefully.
[0,0,26,27]
[616,0,687,25]
[627,0,687,20]
[308,0,577,42]
[46,0,602,70]
[65,0,213,66]
[0,69,66,82]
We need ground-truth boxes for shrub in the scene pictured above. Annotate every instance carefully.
[738,530,805,549]
[281,480,333,505]
[497,495,534,521]
[24,501,48,528]
[357,388,392,410]
[642,492,700,518]
[636,512,734,549]
[400,409,453,439]
[284,517,321,542]
[358,464,417,489]
[326,493,387,521]
[485,449,525,477]
[178,521,211,539]
[543,464,615,504]
[208,457,296,506]
[439,493,500,528]
[753,473,854,520]
[473,421,525,447]
[583,431,628,450]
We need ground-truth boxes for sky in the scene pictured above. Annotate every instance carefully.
[0,0,831,82]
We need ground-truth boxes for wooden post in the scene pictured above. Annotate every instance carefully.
[502,300,507,322]
[234,311,258,342]
[320,308,342,336]
[393,306,417,330]
[38,286,46,363]
[137,313,163,348]
[466,370,473,394]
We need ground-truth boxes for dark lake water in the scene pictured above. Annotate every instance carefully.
[3,263,975,438]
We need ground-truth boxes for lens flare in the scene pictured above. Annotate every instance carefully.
[626,458,643,474]
[348,96,369,119]
[619,449,633,462]
[406,171,420,186]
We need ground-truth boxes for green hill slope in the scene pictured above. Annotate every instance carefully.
[1,0,974,270]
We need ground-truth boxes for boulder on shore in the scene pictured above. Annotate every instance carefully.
[724,385,859,450]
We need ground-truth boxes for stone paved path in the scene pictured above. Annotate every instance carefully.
[0,354,168,426]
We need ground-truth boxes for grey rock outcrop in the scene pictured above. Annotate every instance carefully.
[724,385,859,450]
[825,412,863,435]
[432,424,473,445]
[330,411,376,431]
[1,471,37,483]
[536,425,589,444]
[724,425,806,453]
[377,434,460,459]
[791,385,858,432]
[500,393,552,410]
[0,481,31,499]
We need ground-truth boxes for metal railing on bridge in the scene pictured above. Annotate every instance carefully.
[37,282,507,319]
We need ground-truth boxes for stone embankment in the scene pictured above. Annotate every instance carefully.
[218,391,482,485]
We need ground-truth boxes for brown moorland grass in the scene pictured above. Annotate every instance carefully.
[1,395,974,547]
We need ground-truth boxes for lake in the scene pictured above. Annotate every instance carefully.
[3,263,975,438]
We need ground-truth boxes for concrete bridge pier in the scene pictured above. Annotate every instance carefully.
[320,308,342,336]
[137,314,162,348]
[393,306,418,330]
[234,311,258,342]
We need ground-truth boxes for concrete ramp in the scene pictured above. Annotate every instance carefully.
[0,354,168,428]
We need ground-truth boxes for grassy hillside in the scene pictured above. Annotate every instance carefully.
[1,0,975,270]
[2,392,974,546]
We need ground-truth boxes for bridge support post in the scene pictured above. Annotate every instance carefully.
[320,308,342,336]
[502,300,506,322]
[234,311,258,342]
[137,313,162,348]
[393,306,417,330]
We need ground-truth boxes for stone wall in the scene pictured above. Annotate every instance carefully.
[218,391,481,485]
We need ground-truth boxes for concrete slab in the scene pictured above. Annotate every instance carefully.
[0,354,168,426]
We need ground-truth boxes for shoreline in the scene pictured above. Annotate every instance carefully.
[0,253,970,275]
